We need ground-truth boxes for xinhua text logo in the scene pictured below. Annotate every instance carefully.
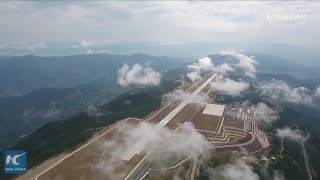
[266,12,307,23]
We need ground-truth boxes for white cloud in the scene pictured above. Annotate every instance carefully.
[188,57,215,73]
[187,56,234,82]
[205,150,285,180]
[79,40,94,54]
[258,79,313,105]
[276,127,305,142]
[117,63,161,87]
[162,89,210,105]
[87,105,103,117]
[315,85,320,97]
[187,71,202,83]
[87,105,98,117]
[210,77,249,96]
[43,103,61,119]
[92,121,212,179]
[215,63,235,73]
[252,102,279,123]
[80,40,91,48]
[187,57,214,82]
[152,122,213,161]
[222,50,258,78]
[221,160,259,180]
[202,144,284,180]
[273,171,285,180]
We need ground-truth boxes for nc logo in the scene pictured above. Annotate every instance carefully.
[4,150,27,174]
[6,152,25,165]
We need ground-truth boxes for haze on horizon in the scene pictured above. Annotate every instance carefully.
[0,1,319,47]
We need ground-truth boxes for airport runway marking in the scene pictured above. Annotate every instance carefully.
[33,118,131,180]
[146,73,212,122]
[34,73,218,180]
[158,73,217,127]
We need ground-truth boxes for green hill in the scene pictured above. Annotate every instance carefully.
[0,80,177,180]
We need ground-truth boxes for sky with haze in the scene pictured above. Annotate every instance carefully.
[0,1,319,48]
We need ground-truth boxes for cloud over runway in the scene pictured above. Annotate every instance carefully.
[187,56,234,82]
[92,121,212,179]
[210,77,249,96]
[187,57,215,82]
[162,89,210,105]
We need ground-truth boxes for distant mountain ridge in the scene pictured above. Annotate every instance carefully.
[0,53,188,97]
[0,53,189,150]
[0,80,178,180]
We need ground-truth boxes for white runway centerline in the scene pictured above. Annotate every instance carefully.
[158,73,217,127]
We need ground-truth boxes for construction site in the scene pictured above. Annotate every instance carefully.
[21,73,271,180]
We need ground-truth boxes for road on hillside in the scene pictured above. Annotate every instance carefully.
[302,132,312,180]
